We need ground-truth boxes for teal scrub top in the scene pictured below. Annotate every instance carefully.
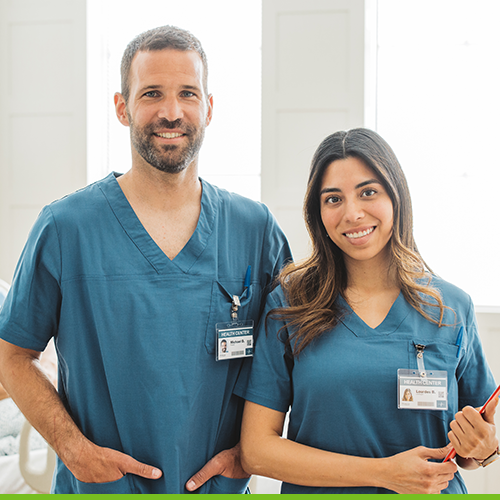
[236,278,496,494]
[0,173,292,494]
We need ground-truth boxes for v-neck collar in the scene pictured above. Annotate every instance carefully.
[338,292,412,337]
[99,172,217,274]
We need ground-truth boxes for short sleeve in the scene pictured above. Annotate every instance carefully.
[0,206,62,351]
[456,298,496,409]
[235,287,293,413]
[261,208,292,288]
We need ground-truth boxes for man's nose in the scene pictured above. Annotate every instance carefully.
[158,96,183,122]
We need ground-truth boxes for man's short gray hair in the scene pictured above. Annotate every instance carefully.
[120,25,208,103]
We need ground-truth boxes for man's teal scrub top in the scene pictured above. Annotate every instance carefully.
[0,173,292,494]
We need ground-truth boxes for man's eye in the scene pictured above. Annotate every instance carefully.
[181,91,195,97]
[144,91,159,98]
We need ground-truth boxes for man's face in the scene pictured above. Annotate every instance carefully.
[221,341,227,353]
[116,49,213,174]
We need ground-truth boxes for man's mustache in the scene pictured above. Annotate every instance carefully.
[153,118,184,130]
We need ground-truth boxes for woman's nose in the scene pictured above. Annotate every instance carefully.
[343,199,364,223]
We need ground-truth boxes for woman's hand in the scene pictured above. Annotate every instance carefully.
[379,445,457,494]
[449,396,499,465]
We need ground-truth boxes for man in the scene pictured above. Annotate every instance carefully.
[0,26,291,494]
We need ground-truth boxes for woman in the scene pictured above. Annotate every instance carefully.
[236,128,498,494]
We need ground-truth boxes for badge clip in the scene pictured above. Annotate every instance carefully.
[415,344,426,377]
[231,295,241,321]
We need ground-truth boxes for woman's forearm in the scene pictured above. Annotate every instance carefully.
[242,432,385,488]
[240,401,457,494]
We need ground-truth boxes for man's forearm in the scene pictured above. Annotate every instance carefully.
[0,339,92,468]
[0,339,164,485]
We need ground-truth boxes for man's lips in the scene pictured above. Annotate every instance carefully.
[154,131,185,139]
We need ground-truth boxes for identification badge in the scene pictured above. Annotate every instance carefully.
[216,320,254,361]
[398,369,448,410]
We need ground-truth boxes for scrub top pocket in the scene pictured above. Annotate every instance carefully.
[205,280,262,354]
[407,340,459,421]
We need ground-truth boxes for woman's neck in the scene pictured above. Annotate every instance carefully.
[343,247,399,298]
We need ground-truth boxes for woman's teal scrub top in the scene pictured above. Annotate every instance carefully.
[0,173,291,494]
[236,278,496,494]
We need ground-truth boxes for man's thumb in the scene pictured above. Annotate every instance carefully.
[185,458,221,491]
[125,457,162,480]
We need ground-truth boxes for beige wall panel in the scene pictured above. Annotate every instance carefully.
[6,0,81,21]
[276,11,349,106]
[275,206,310,263]
[10,114,76,206]
[262,0,366,260]
[7,207,41,279]
[0,0,86,282]
[275,109,348,198]
[9,22,74,114]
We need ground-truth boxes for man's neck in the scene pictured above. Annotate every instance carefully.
[116,161,203,260]
[117,161,202,213]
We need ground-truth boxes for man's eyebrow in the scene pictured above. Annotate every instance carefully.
[138,84,202,93]
[138,85,161,93]
[181,85,201,91]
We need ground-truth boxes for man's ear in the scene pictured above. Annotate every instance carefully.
[114,93,130,126]
[205,94,214,126]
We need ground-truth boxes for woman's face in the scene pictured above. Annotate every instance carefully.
[319,156,394,266]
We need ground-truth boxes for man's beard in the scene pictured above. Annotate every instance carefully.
[129,116,206,174]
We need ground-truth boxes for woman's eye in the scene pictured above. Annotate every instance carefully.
[361,188,377,197]
[325,195,341,204]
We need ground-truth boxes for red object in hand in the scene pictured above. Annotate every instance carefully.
[443,383,500,462]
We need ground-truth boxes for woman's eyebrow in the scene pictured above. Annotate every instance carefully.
[320,179,381,195]
[355,179,381,189]
[319,187,341,195]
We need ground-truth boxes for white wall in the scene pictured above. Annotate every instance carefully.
[258,0,500,494]
[0,0,498,494]
[0,0,87,283]
[261,0,374,262]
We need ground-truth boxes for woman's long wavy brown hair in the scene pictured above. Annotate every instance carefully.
[271,128,448,356]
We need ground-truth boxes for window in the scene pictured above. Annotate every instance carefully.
[87,0,262,201]
[377,0,500,309]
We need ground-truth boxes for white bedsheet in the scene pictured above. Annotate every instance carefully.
[0,448,48,494]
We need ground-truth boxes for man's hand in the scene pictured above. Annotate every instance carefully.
[185,443,249,492]
[449,396,499,463]
[67,441,162,484]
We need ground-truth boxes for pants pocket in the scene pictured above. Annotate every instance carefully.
[207,474,250,494]
[74,474,131,493]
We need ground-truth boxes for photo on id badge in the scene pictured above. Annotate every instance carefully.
[216,320,254,361]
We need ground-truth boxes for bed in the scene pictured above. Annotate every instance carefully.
[0,421,55,494]
[0,279,56,493]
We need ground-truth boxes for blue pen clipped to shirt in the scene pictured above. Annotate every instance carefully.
[455,326,464,358]
[244,265,251,289]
